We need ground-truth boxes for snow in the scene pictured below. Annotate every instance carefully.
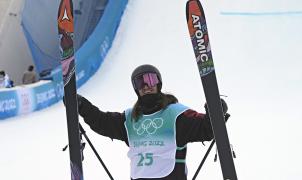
[1,0,302,179]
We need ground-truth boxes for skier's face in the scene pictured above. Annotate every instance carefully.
[138,85,158,97]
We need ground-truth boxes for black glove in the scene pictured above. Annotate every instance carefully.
[63,94,83,110]
[204,98,228,116]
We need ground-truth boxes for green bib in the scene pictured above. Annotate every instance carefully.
[124,103,188,179]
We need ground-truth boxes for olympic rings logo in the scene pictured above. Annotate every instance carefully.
[133,118,164,135]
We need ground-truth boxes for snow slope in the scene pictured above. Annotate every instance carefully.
[0,0,11,26]
[1,0,302,179]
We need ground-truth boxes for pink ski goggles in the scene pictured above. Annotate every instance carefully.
[133,73,160,90]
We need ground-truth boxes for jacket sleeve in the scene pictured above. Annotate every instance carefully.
[176,109,214,146]
[78,97,128,144]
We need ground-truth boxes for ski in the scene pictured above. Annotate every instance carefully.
[186,0,237,179]
[58,0,84,179]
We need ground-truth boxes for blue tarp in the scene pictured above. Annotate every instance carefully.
[21,0,111,74]
[0,0,128,120]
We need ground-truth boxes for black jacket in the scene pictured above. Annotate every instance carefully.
[78,97,214,180]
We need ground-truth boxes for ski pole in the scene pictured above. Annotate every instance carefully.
[192,139,215,180]
[79,123,114,180]
[192,113,230,180]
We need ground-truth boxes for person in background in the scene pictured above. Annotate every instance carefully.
[0,70,12,88]
[22,65,38,85]
[70,64,229,180]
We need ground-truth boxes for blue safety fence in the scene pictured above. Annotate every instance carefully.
[0,81,60,119]
[0,0,128,120]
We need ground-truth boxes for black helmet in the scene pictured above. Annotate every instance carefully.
[131,64,162,92]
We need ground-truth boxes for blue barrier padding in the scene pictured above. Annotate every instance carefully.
[0,91,18,119]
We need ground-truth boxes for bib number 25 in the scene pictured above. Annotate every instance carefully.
[137,153,153,166]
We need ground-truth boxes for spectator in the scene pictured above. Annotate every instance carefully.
[0,70,12,88]
[22,65,38,85]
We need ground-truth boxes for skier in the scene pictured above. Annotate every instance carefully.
[75,64,228,180]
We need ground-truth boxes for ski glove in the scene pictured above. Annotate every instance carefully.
[62,94,83,110]
[204,98,228,115]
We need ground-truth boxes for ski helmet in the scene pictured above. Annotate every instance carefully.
[131,64,162,93]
